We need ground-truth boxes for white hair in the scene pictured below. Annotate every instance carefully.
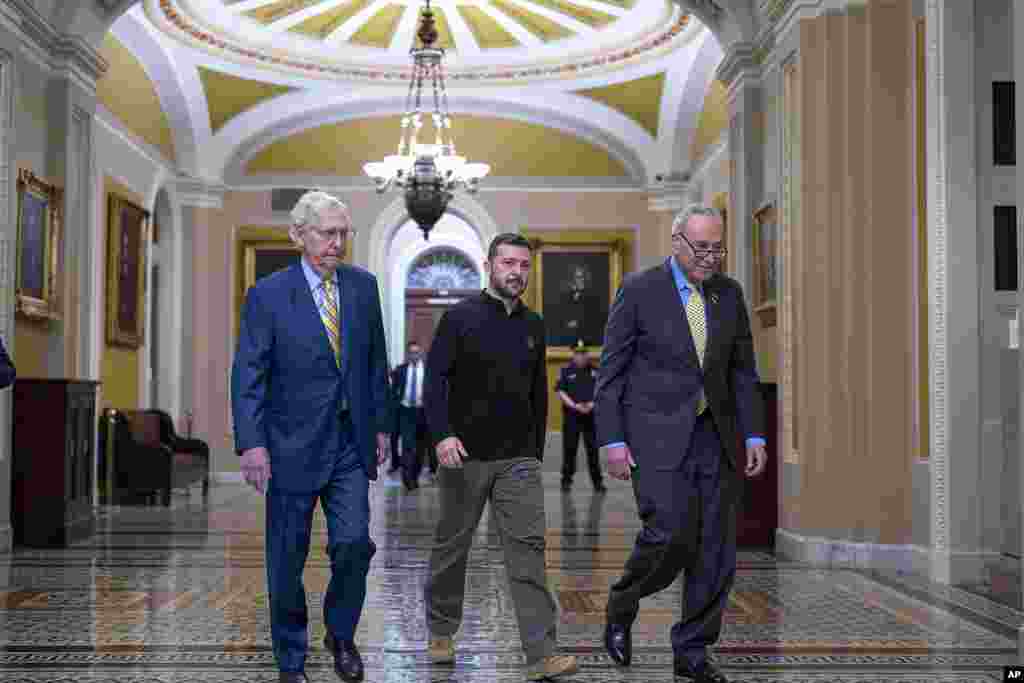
[290,190,350,231]
[671,204,723,236]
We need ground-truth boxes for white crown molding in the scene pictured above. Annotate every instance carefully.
[647,179,691,212]
[715,40,761,92]
[226,176,645,193]
[174,178,227,208]
[0,0,108,91]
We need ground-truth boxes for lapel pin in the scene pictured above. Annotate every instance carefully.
[709,292,719,305]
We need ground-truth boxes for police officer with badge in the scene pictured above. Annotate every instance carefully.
[556,341,606,493]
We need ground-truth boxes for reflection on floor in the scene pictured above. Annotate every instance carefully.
[0,471,1017,682]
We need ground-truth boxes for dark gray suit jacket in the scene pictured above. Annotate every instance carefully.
[594,260,764,482]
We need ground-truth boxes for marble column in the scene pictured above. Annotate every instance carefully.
[925,0,990,585]
[0,4,104,547]
[174,179,236,482]
[645,180,689,269]
[767,0,931,572]
[717,44,763,297]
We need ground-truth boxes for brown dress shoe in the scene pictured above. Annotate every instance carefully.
[525,654,578,680]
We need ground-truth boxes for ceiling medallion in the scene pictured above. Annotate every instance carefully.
[363,0,490,241]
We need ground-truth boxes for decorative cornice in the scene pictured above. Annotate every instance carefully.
[50,35,108,85]
[715,41,761,90]
[174,178,226,209]
[647,179,691,212]
[1,0,108,88]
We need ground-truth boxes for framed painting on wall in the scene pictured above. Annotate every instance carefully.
[106,195,149,348]
[531,238,623,359]
[244,241,300,291]
[752,201,778,328]
[15,169,62,321]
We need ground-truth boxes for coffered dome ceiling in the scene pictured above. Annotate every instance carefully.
[101,2,727,184]
[147,0,691,81]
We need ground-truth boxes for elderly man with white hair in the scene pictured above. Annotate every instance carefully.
[595,204,767,683]
[231,190,392,683]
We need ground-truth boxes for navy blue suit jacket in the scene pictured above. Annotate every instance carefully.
[231,262,392,492]
[594,261,764,484]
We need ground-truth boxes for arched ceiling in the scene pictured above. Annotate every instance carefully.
[94,1,730,186]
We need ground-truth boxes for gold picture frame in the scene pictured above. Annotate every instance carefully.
[15,169,62,321]
[752,201,778,328]
[106,195,149,348]
[530,237,624,360]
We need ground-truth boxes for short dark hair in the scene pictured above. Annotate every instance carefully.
[487,233,532,262]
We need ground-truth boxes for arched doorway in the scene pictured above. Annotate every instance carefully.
[405,247,482,354]
[385,213,488,367]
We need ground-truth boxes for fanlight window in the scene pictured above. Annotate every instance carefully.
[407,249,481,290]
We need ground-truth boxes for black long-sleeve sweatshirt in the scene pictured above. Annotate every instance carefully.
[423,291,548,462]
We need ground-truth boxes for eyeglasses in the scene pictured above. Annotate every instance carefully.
[309,227,356,243]
[672,232,728,260]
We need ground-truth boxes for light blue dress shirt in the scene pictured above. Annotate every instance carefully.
[603,258,766,450]
[300,257,339,319]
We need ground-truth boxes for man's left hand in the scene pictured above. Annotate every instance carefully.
[376,433,391,465]
[745,442,767,477]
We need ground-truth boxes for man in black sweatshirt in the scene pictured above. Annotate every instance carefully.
[421,233,577,682]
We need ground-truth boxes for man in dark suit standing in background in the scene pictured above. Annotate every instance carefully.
[232,190,392,683]
[595,204,767,683]
[391,340,431,490]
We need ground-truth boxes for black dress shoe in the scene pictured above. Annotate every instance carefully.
[604,622,631,666]
[278,673,307,683]
[674,659,728,682]
[335,642,365,681]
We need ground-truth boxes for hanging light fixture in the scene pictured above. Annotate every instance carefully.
[362,0,490,240]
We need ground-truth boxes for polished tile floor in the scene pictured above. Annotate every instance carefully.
[0,469,1018,682]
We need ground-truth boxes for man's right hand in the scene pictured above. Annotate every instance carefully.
[241,447,271,493]
[604,443,635,481]
[436,436,469,468]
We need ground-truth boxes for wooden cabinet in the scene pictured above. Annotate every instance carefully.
[12,379,100,547]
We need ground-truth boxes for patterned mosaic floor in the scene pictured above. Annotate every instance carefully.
[0,471,1018,682]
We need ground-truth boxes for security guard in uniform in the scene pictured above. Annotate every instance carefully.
[555,342,606,493]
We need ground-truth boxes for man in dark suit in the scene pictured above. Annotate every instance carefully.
[595,204,767,683]
[391,340,431,490]
[232,190,392,683]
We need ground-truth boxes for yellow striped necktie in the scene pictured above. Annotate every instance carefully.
[685,286,707,415]
[321,275,341,368]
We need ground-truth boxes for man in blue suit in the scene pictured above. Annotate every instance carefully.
[595,204,767,683]
[231,190,392,683]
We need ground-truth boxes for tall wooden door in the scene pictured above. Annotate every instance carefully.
[405,289,478,353]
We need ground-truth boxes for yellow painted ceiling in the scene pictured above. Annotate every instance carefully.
[689,79,728,161]
[457,5,519,48]
[246,115,628,176]
[288,0,375,38]
[227,0,631,51]
[575,72,665,138]
[198,67,295,133]
[488,0,573,41]
[350,4,408,48]
[97,35,176,162]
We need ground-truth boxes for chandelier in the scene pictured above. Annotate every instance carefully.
[363,0,490,240]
